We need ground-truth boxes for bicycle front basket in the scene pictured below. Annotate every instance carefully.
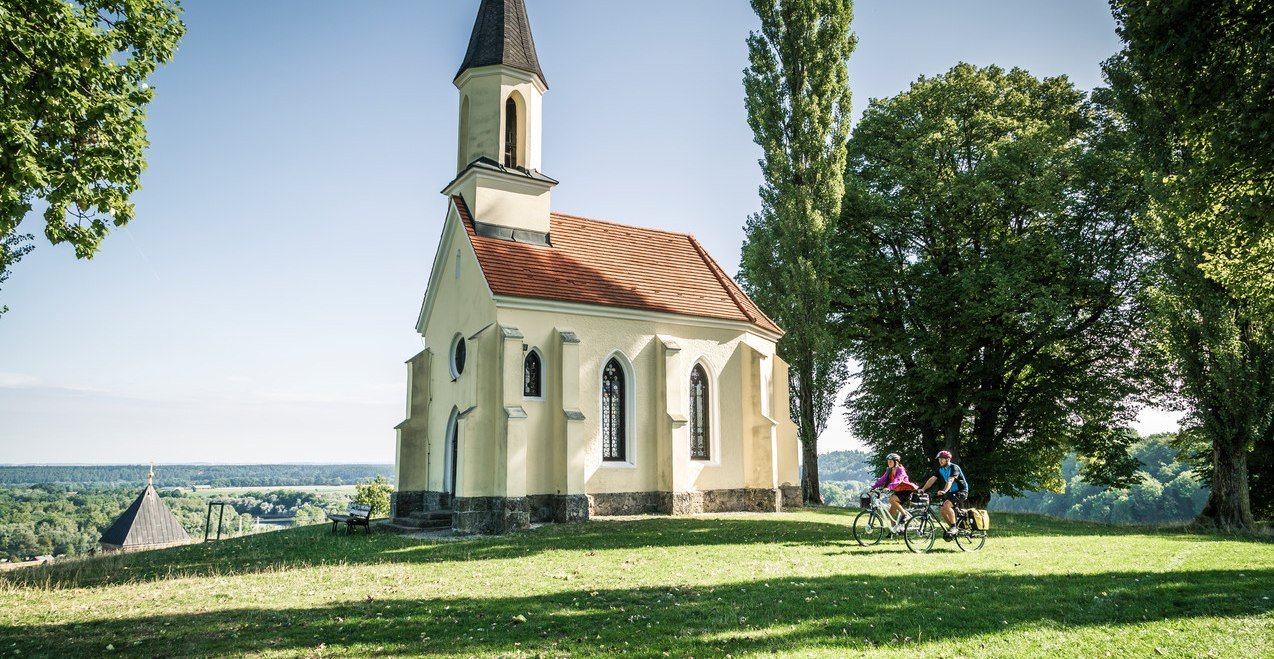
[859,493,872,509]
[913,493,930,507]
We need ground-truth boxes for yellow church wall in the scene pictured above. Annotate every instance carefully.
[494,303,798,498]
[400,204,500,499]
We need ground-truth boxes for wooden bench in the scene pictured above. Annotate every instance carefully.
[326,502,373,534]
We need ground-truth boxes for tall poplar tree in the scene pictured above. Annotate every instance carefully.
[740,0,855,503]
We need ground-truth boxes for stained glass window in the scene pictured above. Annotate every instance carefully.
[524,350,542,398]
[690,364,709,460]
[504,97,518,168]
[602,358,625,461]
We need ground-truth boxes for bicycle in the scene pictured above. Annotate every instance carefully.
[902,493,987,553]
[852,489,921,546]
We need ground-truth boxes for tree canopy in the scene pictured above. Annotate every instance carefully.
[1107,0,1273,310]
[835,63,1149,504]
[0,0,184,312]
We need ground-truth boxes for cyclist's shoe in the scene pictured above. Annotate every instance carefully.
[942,530,954,542]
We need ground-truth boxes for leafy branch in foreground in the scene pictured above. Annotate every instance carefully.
[0,0,184,310]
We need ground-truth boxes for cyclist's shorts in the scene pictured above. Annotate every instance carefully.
[891,490,915,504]
[942,491,968,505]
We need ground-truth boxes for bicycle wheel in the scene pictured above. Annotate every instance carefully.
[903,514,936,553]
[852,510,886,546]
[955,518,986,552]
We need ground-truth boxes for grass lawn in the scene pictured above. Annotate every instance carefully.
[2,509,1271,657]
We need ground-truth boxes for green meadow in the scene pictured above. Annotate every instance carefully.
[2,509,1271,657]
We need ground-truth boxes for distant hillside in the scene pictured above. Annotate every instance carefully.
[0,464,394,488]
[817,450,875,483]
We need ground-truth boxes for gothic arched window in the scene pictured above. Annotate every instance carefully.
[601,358,626,461]
[690,364,710,460]
[504,97,518,168]
[523,350,542,398]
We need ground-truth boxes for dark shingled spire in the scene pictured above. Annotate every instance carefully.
[99,484,191,550]
[455,0,547,87]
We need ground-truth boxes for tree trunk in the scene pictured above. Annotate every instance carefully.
[797,356,824,505]
[801,435,822,505]
[1198,435,1254,531]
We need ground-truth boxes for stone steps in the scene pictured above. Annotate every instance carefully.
[383,510,454,531]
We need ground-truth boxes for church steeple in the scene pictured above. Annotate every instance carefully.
[445,0,555,237]
[456,0,547,89]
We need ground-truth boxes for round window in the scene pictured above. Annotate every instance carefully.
[450,334,467,378]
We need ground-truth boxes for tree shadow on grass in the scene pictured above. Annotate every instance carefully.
[4,568,1270,657]
[6,509,1267,591]
[2,513,864,590]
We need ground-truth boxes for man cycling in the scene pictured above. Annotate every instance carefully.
[871,453,919,533]
[919,450,968,540]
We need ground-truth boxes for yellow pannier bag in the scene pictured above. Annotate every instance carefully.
[969,509,990,531]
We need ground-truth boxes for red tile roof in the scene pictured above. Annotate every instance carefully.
[453,196,782,336]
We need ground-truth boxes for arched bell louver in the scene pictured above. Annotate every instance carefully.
[601,358,626,461]
[504,97,518,167]
[690,364,710,460]
[523,350,542,398]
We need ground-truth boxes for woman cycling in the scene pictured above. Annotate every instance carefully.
[871,453,919,532]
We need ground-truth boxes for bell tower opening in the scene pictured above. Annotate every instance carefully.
[504,96,519,168]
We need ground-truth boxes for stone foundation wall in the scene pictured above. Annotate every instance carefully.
[392,490,452,517]
[589,488,789,516]
[527,494,590,523]
[399,488,793,533]
[588,491,670,516]
[453,496,530,534]
[702,488,780,513]
[779,485,803,510]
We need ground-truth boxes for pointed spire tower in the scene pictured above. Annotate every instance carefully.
[444,0,556,239]
[99,468,191,552]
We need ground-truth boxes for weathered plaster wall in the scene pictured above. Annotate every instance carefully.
[396,204,499,501]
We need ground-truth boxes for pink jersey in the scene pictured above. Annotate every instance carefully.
[873,466,918,491]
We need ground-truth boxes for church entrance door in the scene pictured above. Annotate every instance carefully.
[443,411,459,502]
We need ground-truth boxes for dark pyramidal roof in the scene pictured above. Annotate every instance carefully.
[99,485,191,549]
[456,0,547,87]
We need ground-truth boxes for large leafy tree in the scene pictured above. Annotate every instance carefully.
[835,64,1149,506]
[1105,0,1274,529]
[740,0,856,504]
[1108,0,1273,308]
[0,0,184,313]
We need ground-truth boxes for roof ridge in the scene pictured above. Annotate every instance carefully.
[550,211,693,237]
[687,234,756,324]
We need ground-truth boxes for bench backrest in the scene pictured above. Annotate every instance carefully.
[348,502,373,518]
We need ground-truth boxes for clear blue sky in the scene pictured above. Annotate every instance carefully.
[0,0,1172,464]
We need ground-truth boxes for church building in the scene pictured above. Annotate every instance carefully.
[393,0,802,534]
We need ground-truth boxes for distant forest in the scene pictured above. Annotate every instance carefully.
[0,485,358,562]
[0,464,394,488]
[819,434,1208,525]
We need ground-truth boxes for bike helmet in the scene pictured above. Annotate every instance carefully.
[936,450,952,459]
[886,453,901,461]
